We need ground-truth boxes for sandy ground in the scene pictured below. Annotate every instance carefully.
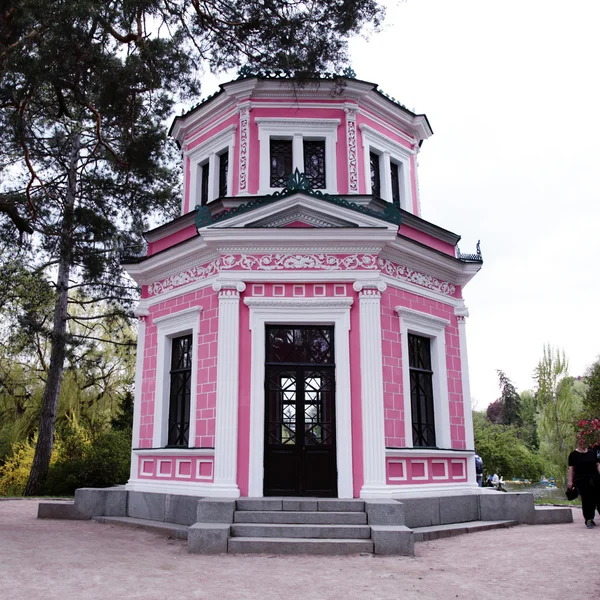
[1,500,598,600]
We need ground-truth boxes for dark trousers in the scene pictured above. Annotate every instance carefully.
[575,476,600,521]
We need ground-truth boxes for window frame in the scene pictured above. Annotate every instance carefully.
[186,125,236,208]
[167,333,193,447]
[407,333,436,447]
[153,307,202,448]
[360,124,412,211]
[256,118,340,195]
[395,306,451,449]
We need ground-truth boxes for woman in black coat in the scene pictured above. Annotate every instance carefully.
[567,437,600,528]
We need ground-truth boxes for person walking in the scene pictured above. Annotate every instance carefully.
[474,453,483,487]
[567,435,600,528]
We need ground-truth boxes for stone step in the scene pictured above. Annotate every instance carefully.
[228,536,374,555]
[533,506,574,524]
[236,498,365,512]
[92,516,189,540]
[231,523,371,539]
[234,510,367,525]
[413,519,518,542]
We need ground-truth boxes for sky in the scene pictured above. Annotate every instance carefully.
[195,0,600,408]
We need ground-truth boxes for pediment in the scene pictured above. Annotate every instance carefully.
[202,192,399,232]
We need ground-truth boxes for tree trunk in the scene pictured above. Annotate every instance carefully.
[24,132,80,496]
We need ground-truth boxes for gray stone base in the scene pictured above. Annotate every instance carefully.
[38,501,86,520]
[370,525,414,555]
[188,523,230,553]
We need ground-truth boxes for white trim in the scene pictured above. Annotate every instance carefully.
[132,448,214,456]
[129,311,148,482]
[354,280,388,498]
[450,459,467,480]
[126,478,221,497]
[140,458,154,476]
[245,296,354,498]
[175,459,193,479]
[153,306,202,448]
[395,306,451,449]
[156,459,173,478]
[387,459,407,482]
[212,281,245,497]
[410,459,429,481]
[186,125,236,207]
[196,459,214,481]
[360,124,413,212]
[431,459,449,480]
[256,117,340,194]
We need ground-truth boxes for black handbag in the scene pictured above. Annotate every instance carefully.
[565,486,579,501]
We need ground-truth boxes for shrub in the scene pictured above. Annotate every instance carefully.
[44,428,131,496]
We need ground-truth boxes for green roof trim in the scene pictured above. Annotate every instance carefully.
[195,169,401,229]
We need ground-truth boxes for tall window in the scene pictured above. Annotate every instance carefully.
[408,333,436,447]
[168,334,193,446]
[390,162,401,207]
[199,162,210,206]
[270,139,293,187]
[370,151,381,198]
[218,150,229,198]
[303,140,326,189]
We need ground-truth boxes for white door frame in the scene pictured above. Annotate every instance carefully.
[244,297,354,498]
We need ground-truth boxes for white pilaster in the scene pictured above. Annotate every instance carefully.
[354,280,389,497]
[455,305,477,487]
[129,306,148,482]
[212,281,246,497]
[238,103,251,195]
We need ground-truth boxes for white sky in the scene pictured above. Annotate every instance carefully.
[196,0,600,408]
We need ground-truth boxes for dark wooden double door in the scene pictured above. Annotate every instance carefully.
[264,326,337,497]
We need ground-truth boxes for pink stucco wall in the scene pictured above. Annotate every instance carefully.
[386,455,467,485]
[399,224,455,257]
[138,287,219,449]
[147,224,197,256]
[381,286,467,449]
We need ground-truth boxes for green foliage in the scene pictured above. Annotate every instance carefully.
[582,358,600,416]
[44,428,131,496]
[497,370,521,427]
[518,390,539,451]
[535,346,583,487]
[0,437,59,496]
[473,411,546,481]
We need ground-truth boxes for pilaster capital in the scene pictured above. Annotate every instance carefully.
[133,306,149,322]
[353,280,387,295]
[238,101,252,115]
[344,104,358,120]
[213,281,246,296]
[454,305,469,322]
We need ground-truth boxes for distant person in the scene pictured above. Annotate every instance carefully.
[567,436,600,528]
[474,454,483,487]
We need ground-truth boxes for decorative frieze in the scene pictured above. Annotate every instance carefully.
[146,254,456,299]
[378,258,456,296]
[221,253,379,271]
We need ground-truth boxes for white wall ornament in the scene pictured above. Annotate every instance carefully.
[344,107,358,193]
[220,253,379,272]
[238,104,251,194]
[378,258,456,296]
[148,259,220,297]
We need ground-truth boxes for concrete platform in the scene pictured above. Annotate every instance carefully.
[413,519,518,542]
[91,516,189,540]
[228,536,374,555]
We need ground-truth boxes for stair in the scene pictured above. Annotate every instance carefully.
[413,519,518,542]
[91,515,189,540]
[228,498,374,555]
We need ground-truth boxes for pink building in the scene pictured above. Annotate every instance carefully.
[123,70,483,500]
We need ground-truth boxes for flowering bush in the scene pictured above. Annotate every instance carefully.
[576,418,600,448]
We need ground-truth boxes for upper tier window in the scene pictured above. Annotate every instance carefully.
[257,118,339,195]
[185,125,236,210]
[360,124,413,211]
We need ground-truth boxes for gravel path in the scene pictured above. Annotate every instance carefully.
[1,499,598,600]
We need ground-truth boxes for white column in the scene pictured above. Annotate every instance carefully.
[381,151,392,202]
[238,103,251,195]
[292,133,304,173]
[455,305,477,487]
[212,281,246,497]
[344,105,359,194]
[354,280,389,498]
[129,305,148,483]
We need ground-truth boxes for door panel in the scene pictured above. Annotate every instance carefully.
[264,326,337,497]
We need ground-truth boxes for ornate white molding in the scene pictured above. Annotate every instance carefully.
[394,306,451,329]
[148,259,220,297]
[454,305,469,322]
[378,258,456,296]
[238,103,251,194]
[353,280,387,294]
[222,253,379,272]
[345,106,359,193]
[213,281,246,294]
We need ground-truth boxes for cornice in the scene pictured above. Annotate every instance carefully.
[245,297,353,308]
[143,212,197,244]
[399,212,461,246]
